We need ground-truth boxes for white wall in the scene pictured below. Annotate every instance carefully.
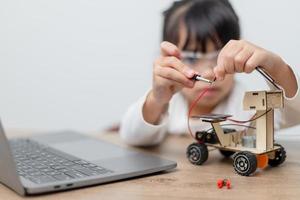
[0,0,299,132]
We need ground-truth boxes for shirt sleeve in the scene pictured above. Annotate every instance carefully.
[266,65,300,129]
[280,67,300,129]
[119,91,169,146]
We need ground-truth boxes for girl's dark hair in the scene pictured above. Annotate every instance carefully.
[163,0,240,52]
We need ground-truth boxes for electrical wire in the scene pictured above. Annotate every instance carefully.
[187,87,211,139]
[227,109,272,124]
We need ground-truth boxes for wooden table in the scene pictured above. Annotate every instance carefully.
[1,130,300,200]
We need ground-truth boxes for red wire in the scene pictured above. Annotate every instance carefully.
[187,87,211,139]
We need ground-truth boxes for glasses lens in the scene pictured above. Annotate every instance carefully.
[181,51,219,67]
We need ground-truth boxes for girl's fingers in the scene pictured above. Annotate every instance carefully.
[158,78,185,92]
[244,52,265,73]
[158,56,196,78]
[159,41,196,78]
[160,41,181,58]
[214,40,260,80]
[218,40,244,74]
[200,68,216,80]
[155,66,195,88]
[213,66,226,81]
[234,48,254,73]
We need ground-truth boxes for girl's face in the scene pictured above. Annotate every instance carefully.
[177,27,234,110]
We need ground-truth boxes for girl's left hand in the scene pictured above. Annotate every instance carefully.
[213,39,298,98]
[213,40,286,81]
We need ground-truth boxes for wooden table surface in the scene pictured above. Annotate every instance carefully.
[1,130,300,200]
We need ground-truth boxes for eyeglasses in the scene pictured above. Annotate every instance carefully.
[181,50,220,67]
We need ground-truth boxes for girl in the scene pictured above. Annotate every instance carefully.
[120,0,299,146]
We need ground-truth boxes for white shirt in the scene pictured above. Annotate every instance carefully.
[120,70,300,146]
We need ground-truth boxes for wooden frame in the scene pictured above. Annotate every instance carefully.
[193,90,284,155]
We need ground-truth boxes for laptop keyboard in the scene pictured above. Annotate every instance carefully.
[9,139,113,184]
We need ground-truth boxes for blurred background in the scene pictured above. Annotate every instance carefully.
[1,0,299,133]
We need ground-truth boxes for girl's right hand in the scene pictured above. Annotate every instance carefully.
[150,41,196,105]
[143,41,197,125]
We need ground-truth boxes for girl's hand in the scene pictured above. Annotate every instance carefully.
[143,41,196,125]
[213,40,297,97]
[214,40,285,80]
[150,41,196,105]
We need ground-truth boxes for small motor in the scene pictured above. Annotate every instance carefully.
[242,135,256,148]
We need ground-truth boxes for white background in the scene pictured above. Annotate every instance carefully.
[1,0,299,133]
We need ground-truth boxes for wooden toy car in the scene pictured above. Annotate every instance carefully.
[186,89,286,176]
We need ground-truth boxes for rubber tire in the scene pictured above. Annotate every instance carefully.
[233,151,257,176]
[268,144,286,167]
[186,143,208,165]
[219,150,235,157]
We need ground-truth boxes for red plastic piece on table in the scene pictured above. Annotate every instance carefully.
[225,180,231,189]
[217,179,231,189]
[217,179,224,189]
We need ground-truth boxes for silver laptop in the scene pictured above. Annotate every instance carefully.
[0,121,177,196]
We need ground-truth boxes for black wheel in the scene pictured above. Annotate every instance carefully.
[268,144,286,167]
[233,151,257,176]
[186,143,208,165]
[219,150,235,157]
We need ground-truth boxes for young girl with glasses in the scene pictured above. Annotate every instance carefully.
[120,0,299,146]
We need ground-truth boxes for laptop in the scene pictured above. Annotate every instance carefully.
[0,120,177,196]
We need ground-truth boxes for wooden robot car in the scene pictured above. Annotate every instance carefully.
[186,69,286,176]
